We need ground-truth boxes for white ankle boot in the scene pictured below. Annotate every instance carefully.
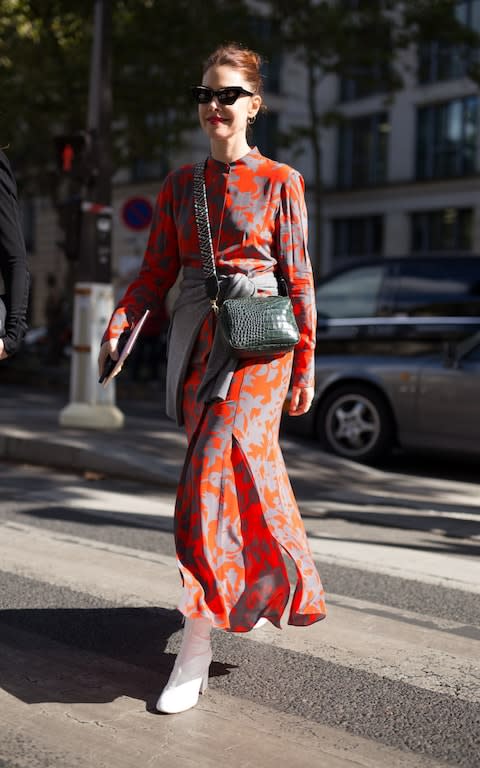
[156,617,212,714]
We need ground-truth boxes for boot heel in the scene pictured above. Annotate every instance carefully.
[200,671,209,694]
[156,618,212,714]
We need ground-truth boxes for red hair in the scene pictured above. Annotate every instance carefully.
[202,43,265,100]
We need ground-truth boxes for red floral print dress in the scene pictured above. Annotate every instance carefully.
[105,147,326,631]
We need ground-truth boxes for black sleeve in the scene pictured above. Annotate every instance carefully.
[0,150,30,356]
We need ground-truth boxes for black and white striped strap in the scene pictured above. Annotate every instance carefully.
[193,161,219,305]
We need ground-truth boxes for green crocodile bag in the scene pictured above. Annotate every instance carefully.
[218,294,299,358]
[193,161,300,359]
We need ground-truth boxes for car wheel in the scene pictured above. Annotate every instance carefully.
[316,384,393,463]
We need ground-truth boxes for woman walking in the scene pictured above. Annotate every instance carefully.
[99,43,326,714]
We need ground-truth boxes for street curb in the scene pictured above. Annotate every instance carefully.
[0,433,179,489]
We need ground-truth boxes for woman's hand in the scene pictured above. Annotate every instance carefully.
[289,385,314,416]
[98,338,120,379]
[0,338,8,360]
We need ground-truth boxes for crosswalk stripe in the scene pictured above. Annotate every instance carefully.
[13,478,480,593]
[0,520,180,608]
[1,520,478,704]
[306,534,480,594]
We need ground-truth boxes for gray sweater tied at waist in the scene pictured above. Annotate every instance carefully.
[165,267,279,425]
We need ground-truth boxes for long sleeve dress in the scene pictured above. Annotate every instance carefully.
[105,147,326,632]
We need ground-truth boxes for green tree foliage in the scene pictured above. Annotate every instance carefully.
[0,0,254,193]
[0,1,91,192]
[112,0,254,171]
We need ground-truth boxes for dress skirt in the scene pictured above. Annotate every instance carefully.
[175,312,326,632]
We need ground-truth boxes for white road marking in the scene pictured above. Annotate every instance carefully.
[11,479,480,592]
[307,534,480,594]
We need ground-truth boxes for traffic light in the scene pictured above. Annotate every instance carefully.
[54,132,92,180]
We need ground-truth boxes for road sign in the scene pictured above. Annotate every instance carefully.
[121,196,153,231]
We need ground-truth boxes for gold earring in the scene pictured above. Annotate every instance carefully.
[248,116,256,125]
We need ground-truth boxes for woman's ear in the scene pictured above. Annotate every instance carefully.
[249,93,262,119]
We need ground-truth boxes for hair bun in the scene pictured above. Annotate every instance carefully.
[203,43,264,100]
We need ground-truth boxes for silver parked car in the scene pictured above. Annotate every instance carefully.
[283,331,480,463]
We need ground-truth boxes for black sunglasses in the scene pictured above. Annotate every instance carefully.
[191,85,254,105]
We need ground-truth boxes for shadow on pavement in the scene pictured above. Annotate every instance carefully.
[301,508,480,540]
[0,607,234,708]
[17,505,175,534]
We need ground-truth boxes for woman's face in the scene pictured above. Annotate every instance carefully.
[198,64,261,144]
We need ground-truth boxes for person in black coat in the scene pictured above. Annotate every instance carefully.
[0,149,29,359]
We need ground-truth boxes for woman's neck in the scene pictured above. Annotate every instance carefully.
[209,136,251,165]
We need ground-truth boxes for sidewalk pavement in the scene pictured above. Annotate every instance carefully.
[2,383,480,542]
[0,382,360,489]
[0,377,408,497]
[0,384,185,488]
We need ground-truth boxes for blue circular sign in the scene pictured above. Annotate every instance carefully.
[121,196,153,231]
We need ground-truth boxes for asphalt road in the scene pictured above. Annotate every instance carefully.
[1,461,479,768]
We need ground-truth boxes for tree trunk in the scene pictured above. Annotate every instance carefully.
[306,61,324,278]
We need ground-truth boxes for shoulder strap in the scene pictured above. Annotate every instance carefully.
[193,160,220,307]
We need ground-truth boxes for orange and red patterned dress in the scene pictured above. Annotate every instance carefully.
[105,147,326,632]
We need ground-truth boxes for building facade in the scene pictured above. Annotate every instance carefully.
[317,0,480,274]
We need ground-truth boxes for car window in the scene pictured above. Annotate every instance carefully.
[316,264,384,318]
[316,338,446,358]
[463,344,480,362]
[393,259,480,316]
[457,330,480,362]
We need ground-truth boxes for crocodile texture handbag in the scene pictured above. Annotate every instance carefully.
[193,161,300,358]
